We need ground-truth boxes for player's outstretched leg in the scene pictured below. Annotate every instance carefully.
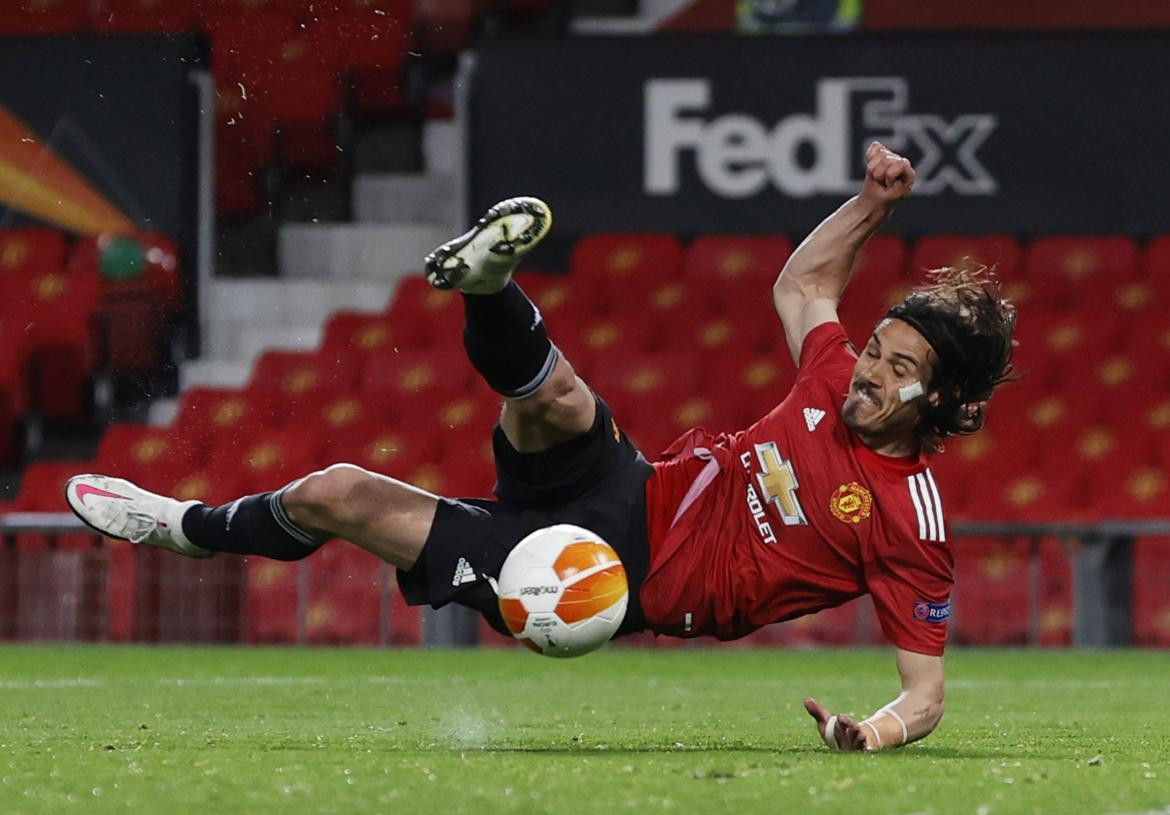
[425,197,595,453]
[64,465,436,570]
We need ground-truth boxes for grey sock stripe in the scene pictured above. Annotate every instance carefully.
[503,345,560,400]
[269,486,327,548]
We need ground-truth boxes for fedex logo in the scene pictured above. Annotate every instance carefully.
[644,77,997,199]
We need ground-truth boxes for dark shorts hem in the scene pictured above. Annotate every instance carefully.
[397,395,651,638]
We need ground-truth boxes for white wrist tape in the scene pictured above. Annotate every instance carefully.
[822,714,841,750]
[861,720,882,750]
[880,707,909,746]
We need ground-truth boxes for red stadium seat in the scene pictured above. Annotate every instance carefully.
[772,602,864,647]
[95,423,201,491]
[1025,236,1139,309]
[612,278,713,324]
[557,313,656,373]
[306,546,384,645]
[308,0,412,16]
[705,354,797,424]
[245,558,300,643]
[1091,463,1170,520]
[961,465,1085,523]
[309,13,412,114]
[249,349,362,402]
[414,0,479,54]
[69,232,182,312]
[385,278,464,348]
[1013,311,1122,386]
[65,232,181,373]
[590,352,702,403]
[92,0,198,32]
[619,388,743,461]
[437,442,497,498]
[2,267,100,421]
[0,0,89,34]
[570,233,684,311]
[164,467,246,507]
[909,234,1022,279]
[1133,538,1170,647]
[358,347,473,401]
[210,425,326,493]
[833,236,913,341]
[285,389,397,449]
[1021,394,1102,464]
[1144,235,1170,276]
[683,235,793,303]
[665,308,778,361]
[0,229,67,275]
[326,421,441,477]
[0,319,29,464]
[172,387,279,459]
[855,234,907,278]
[199,0,308,18]
[10,460,90,512]
[1089,354,1170,425]
[321,311,401,360]
[402,389,500,450]
[952,538,1031,645]
[204,18,345,172]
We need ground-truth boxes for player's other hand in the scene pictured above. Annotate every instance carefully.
[860,141,915,207]
[803,697,874,751]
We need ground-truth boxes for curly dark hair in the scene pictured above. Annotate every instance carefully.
[885,266,1018,454]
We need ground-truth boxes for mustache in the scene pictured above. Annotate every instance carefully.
[850,380,880,405]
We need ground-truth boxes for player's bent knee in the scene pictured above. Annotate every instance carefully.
[283,463,373,528]
[513,361,583,414]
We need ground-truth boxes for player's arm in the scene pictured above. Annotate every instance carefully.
[804,648,945,751]
[772,142,915,366]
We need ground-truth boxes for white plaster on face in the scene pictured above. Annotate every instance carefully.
[899,380,924,403]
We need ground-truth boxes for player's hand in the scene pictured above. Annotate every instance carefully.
[860,141,915,207]
[803,697,875,751]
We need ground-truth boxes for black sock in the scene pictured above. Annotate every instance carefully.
[462,281,558,398]
[181,489,327,561]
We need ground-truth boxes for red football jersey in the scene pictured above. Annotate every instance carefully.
[640,322,954,655]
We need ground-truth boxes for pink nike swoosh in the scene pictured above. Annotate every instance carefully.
[75,483,130,506]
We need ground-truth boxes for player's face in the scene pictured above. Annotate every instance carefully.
[841,319,937,449]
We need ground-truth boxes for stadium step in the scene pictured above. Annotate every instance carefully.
[179,357,254,390]
[277,223,452,279]
[207,322,324,363]
[422,120,459,175]
[205,278,390,337]
[147,398,180,428]
[353,173,456,225]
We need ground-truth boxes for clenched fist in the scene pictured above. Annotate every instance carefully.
[860,141,915,207]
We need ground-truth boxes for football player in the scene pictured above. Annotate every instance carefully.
[66,142,1015,751]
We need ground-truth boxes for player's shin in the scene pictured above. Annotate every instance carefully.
[462,281,558,399]
[181,487,328,560]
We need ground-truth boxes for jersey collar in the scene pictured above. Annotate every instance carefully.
[849,431,928,477]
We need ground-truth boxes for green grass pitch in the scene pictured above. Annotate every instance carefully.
[0,646,1167,815]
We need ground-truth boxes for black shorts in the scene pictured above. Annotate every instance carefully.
[397,395,653,637]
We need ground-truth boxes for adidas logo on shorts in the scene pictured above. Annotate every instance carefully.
[451,557,477,587]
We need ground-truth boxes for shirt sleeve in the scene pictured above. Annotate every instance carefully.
[867,534,955,657]
[794,321,857,393]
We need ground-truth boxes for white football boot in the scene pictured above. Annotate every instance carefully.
[424,196,552,294]
[65,474,212,558]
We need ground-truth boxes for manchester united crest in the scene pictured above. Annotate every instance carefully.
[830,482,873,524]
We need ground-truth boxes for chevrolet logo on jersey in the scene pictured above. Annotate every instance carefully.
[740,442,807,544]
